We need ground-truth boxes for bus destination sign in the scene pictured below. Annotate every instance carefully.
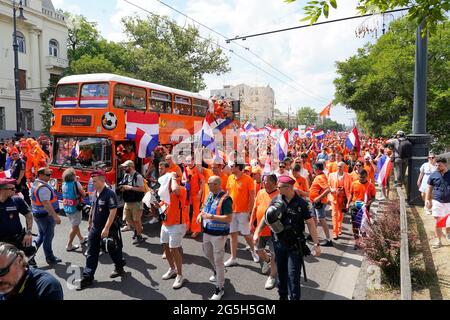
[61,115,92,127]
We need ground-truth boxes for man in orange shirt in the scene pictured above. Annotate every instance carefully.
[328,162,352,239]
[292,164,309,200]
[347,169,376,249]
[251,167,262,194]
[363,154,376,184]
[184,156,205,237]
[225,163,259,266]
[336,153,348,173]
[165,154,182,181]
[158,161,188,289]
[309,162,333,246]
[325,153,338,176]
[250,174,279,290]
[212,164,228,192]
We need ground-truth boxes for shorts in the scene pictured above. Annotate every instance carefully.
[160,224,186,248]
[229,212,250,235]
[312,205,327,219]
[124,202,143,221]
[256,236,274,253]
[66,210,82,227]
[432,200,450,218]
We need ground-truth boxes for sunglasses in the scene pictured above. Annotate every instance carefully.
[355,164,362,167]
[1,187,16,191]
[429,157,435,159]
[0,254,18,277]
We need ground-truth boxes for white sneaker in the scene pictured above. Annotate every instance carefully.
[162,268,177,280]
[172,275,185,289]
[432,240,442,249]
[148,217,159,224]
[251,250,260,263]
[210,287,224,300]
[209,274,217,282]
[224,257,238,267]
[264,276,276,290]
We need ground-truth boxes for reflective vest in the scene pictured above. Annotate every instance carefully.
[62,181,78,214]
[31,180,59,216]
[202,191,230,236]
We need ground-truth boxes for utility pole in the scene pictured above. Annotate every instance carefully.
[408,21,431,205]
[13,0,26,138]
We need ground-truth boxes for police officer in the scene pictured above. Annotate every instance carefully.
[10,150,30,206]
[76,169,126,290]
[0,242,63,300]
[0,178,35,264]
[254,176,321,300]
[197,175,233,300]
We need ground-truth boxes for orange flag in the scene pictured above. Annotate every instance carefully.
[319,101,332,117]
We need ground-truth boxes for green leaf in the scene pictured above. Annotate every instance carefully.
[329,0,337,9]
[323,3,329,18]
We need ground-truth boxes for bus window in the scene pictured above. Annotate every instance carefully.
[52,136,112,170]
[174,95,192,116]
[114,84,146,110]
[54,84,79,108]
[150,91,172,114]
[80,83,109,108]
[193,98,208,117]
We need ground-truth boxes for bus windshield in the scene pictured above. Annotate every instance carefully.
[52,136,112,170]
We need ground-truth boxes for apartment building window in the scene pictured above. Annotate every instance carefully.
[16,31,26,53]
[49,39,59,57]
[19,70,26,90]
[0,107,5,130]
[21,109,34,131]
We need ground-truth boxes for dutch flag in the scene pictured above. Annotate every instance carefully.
[126,111,159,158]
[345,127,361,152]
[276,129,289,161]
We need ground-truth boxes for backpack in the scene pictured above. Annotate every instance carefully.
[397,138,412,159]
[122,172,145,202]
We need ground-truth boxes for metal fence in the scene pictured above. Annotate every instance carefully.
[397,186,412,300]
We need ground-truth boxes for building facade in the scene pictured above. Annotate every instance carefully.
[0,0,68,138]
[210,84,275,128]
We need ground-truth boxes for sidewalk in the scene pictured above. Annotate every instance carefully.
[413,206,450,300]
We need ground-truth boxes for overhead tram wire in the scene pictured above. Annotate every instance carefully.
[122,0,329,105]
[226,7,411,42]
[153,0,331,103]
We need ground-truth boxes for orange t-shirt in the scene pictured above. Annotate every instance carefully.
[168,163,182,180]
[326,161,338,175]
[186,165,204,195]
[254,189,279,237]
[226,173,255,213]
[201,168,213,205]
[164,186,188,226]
[364,164,375,184]
[350,171,359,182]
[309,173,329,204]
[350,180,376,202]
[303,161,313,175]
[255,181,261,194]
[294,175,309,193]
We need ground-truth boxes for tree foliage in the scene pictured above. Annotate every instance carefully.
[297,107,318,126]
[316,118,345,132]
[65,13,230,92]
[285,0,450,34]
[333,18,450,151]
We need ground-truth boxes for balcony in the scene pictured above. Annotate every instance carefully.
[45,56,68,69]
[42,8,66,22]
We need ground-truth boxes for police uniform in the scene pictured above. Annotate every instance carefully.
[83,186,125,281]
[0,195,30,246]
[11,157,30,205]
[269,181,312,300]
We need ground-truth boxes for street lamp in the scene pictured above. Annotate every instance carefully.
[12,0,26,138]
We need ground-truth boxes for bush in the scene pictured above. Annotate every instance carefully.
[360,201,416,286]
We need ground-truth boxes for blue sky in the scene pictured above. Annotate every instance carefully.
[52,0,404,126]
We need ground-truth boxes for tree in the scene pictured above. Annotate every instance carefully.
[285,0,450,34]
[333,18,450,151]
[297,107,318,126]
[316,118,344,132]
[273,119,288,129]
[121,16,230,92]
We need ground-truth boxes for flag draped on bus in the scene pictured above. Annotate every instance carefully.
[125,111,159,158]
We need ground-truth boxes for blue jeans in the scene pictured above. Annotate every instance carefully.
[34,215,57,261]
[83,227,125,280]
[273,240,302,300]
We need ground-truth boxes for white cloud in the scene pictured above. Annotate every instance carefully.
[52,0,81,15]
